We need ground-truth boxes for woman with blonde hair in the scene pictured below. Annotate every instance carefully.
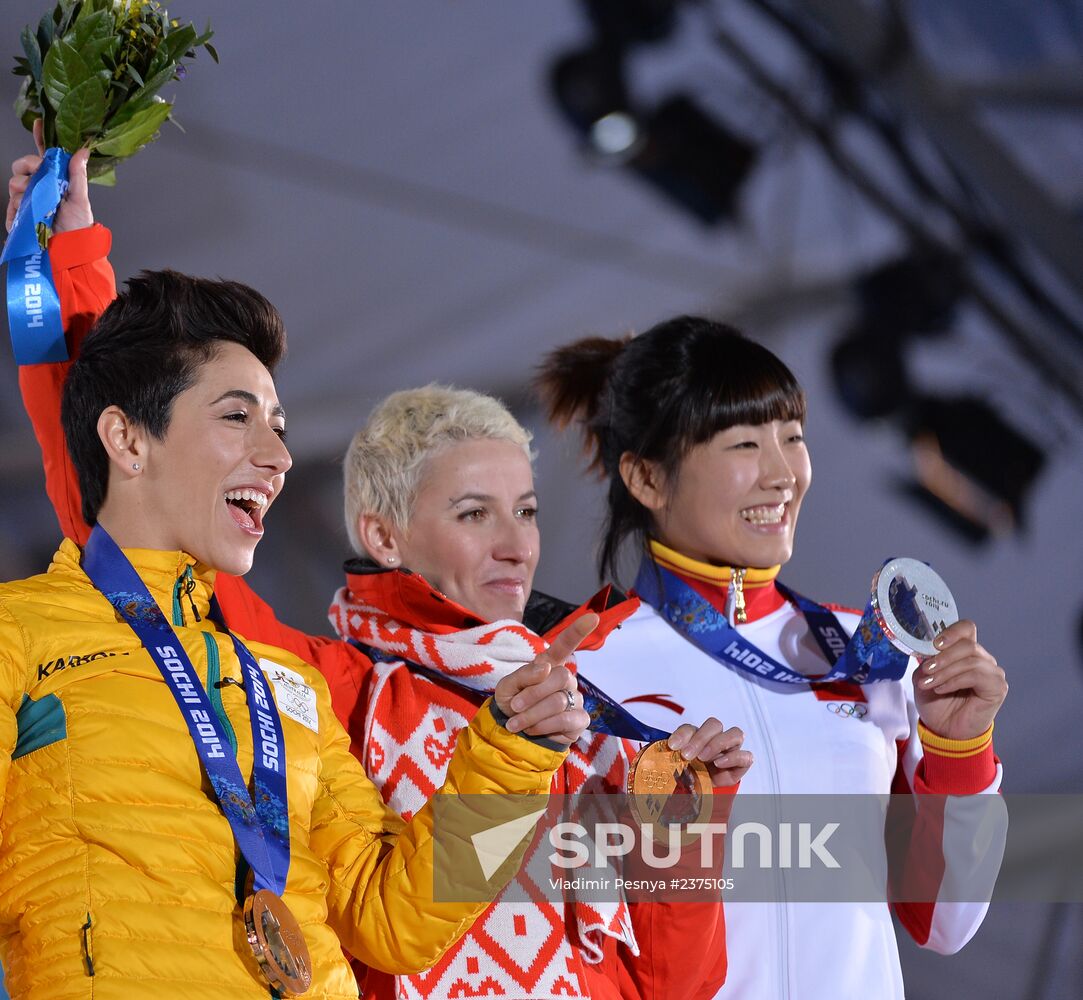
[324,381,749,999]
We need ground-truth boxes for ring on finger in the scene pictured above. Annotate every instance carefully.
[563,688,576,712]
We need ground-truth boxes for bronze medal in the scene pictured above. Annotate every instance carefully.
[244,889,313,996]
[627,740,713,843]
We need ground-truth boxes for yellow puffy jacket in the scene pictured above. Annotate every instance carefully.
[0,541,565,1000]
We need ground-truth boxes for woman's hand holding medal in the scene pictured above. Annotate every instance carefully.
[625,720,751,839]
[667,718,754,788]
[494,612,598,745]
[914,619,1007,741]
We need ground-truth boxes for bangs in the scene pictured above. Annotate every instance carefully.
[699,371,806,439]
[678,333,807,449]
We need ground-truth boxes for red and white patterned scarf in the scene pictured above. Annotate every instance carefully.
[328,577,639,1000]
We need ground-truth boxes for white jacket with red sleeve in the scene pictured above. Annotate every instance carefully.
[574,551,1002,1000]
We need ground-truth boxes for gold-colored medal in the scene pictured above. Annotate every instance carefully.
[627,740,713,842]
[243,889,313,996]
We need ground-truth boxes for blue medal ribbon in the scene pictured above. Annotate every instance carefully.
[633,557,910,686]
[352,640,670,743]
[1,147,70,365]
[82,525,291,895]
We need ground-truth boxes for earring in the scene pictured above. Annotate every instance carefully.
[132,462,141,471]
[387,556,397,566]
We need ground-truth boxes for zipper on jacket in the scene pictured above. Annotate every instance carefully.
[80,912,94,976]
[202,632,239,755]
[171,571,237,752]
[742,678,791,1000]
[172,565,202,624]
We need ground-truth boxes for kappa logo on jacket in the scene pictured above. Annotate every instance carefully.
[36,649,129,681]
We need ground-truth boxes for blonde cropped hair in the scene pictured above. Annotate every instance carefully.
[344,384,534,556]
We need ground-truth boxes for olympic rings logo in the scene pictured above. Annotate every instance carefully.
[826,702,868,718]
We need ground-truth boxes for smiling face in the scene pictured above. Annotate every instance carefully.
[390,438,540,622]
[644,419,811,570]
[109,341,292,575]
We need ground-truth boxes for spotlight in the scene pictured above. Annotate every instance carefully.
[589,111,645,161]
[900,394,1045,542]
[855,249,964,339]
[830,247,964,421]
[551,43,758,223]
[829,331,911,420]
[628,95,758,225]
[550,44,639,160]
[583,0,682,46]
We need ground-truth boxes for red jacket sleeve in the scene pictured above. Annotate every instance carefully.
[614,787,738,998]
[18,224,116,543]
[19,224,377,736]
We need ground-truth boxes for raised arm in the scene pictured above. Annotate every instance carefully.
[7,142,380,730]
[9,137,110,544]
[888,621,1007,954]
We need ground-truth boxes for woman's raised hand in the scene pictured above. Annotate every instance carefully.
[914,619,1007,740]
[494,613,598,746]
[6,119,93,234]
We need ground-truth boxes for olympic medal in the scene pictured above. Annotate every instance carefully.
[870,557,958,661]
[244,889,313,996]
[627,740,713,843]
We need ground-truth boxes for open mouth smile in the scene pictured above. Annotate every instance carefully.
[224,488,269,533]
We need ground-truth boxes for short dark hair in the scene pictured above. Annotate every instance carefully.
[61,269,287,525]
[535,315,806,581]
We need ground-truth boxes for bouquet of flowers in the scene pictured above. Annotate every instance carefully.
[12,0,216,186]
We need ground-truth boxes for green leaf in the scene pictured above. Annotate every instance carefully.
[79,37,118,70]
[42,38,94,110]
[89,164,117,187]
[162,24,196,64]
[15,79,41,130]
[203,41,219,64]
[55,2,79,41]
[72,8,112,49]
[76,0,111,22]
[36,11,56,55]
[21,25,43,82]
[54,74,107,151]
[146,46,171,78]
[70,10,115,70]
[125,64,144,87]
[86,151,118,178]
[109,63,176,124]
[91,99,170,156]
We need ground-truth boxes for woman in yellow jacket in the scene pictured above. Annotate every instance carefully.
[0,263,593,999]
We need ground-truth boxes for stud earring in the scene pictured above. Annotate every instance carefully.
[387,556,397,566]
[132,462,141,471]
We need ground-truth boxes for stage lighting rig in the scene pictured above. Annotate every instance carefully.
[582,0,681,46]
[549,3,759,225]
[830,247,962,421]
[901,394,1046,544]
